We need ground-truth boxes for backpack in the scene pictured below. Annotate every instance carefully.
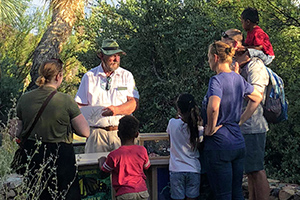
[263,67,288,124]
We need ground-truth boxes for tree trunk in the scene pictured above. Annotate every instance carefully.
[27,1,84,90]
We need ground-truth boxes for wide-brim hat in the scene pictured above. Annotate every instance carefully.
[100,39,125,56]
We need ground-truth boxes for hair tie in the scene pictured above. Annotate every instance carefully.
[225,47,231,55]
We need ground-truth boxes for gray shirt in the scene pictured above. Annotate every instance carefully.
[240,58,269,134]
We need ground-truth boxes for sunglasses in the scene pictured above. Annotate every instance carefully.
[221,32,234,40]
[106,76,112,90]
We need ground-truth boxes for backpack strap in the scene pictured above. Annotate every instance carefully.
[18,90,57,148]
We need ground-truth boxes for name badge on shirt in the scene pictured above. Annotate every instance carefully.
[117,87,127,91]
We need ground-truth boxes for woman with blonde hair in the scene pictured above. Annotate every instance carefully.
[202,41,262,199]
[11,58,90,200]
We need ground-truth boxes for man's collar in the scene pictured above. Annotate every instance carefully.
[97,63,121,77]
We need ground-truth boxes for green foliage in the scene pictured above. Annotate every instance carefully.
[0,59,23,122]
[59,35,89,96]
[0,0,29,26]
[0,3,50,121]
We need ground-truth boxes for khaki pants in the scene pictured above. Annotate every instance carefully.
[116,191,149,200]
[85,127,121,153]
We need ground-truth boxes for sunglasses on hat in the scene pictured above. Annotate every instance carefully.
[221,32,234,40]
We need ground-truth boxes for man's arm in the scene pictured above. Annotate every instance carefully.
[239,88,263,126]
[247,59,269,93]
[102,97,139,116]
[74,73,90,108]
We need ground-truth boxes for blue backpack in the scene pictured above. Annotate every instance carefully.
[263,67,288,124]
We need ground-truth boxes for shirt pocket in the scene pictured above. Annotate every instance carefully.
[116,86,128,102]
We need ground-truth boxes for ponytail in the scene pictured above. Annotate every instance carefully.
[35,76,46,86]
[176,93,201,150]
[187,106,201,150]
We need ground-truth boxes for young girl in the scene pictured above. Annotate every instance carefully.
[167,93,203,200]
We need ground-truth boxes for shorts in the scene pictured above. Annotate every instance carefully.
[169,172,200,199]
[85,128,120,153]
[243,133,266,174]
[248,48,274,65]
[116,191,149,200]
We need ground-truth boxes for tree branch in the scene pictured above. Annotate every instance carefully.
[266,0,300,27]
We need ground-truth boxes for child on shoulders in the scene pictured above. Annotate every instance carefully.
[98,115,150,200]
[167,93,203,200]
[240,7,275,65]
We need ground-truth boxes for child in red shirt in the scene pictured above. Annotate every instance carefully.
[98,115,150,200]
[240,7,275,65]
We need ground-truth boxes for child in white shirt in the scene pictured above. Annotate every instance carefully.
[167,93,203,200]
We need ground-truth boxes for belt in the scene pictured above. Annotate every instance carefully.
[90,126,118,131]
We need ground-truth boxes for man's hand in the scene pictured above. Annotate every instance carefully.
[101,97,139,116]
[102,106,117,116]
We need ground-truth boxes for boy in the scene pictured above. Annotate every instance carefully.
[240,7,275,65]
[98,115,150,200]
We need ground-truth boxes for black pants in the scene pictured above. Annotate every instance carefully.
[13,140,81,200]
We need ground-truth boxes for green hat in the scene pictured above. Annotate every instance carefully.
[100,39,125,55]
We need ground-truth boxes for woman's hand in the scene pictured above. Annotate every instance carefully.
[204,124,223,136]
